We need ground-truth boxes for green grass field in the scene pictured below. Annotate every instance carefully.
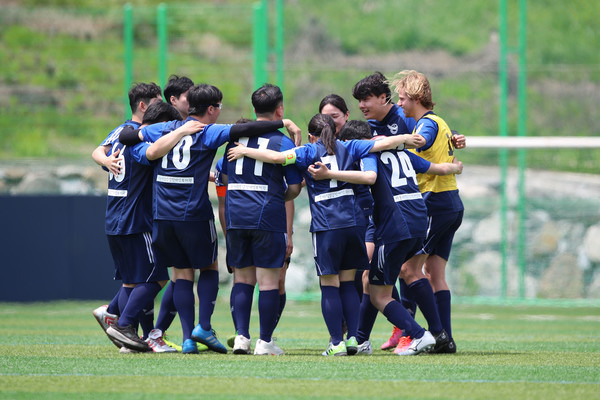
[0,298,598,400]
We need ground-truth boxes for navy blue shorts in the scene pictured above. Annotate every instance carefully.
[418,210,463,260]
[107,232,169,284]
[226,229,286,269]
[312,226,369,276]
[369,237,423,286]
[152,220,218,269]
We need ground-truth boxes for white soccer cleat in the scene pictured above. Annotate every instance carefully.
[254,339,284,356]
[233,335,252,355]
[92,305,123,349]
[146,329,177,353]
[356,340,373,355]
[396,331,436,356]
[92,305,118,332]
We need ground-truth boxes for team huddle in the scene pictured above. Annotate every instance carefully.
[91,70,465,357]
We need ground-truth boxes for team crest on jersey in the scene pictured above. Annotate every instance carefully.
[388,124,398,135]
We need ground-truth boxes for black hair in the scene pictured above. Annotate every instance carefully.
[338,120,373,141]
[128,82,162,113]
[352,71,391,103]
[318,94,349,115]
[142,101,183,124]
[252,84,283,115]
[163,75,194,105]
[235,117,254,124]
[308,114,337,155]
[187,84,223,116]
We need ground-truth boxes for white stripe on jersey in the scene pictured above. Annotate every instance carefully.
[314,188,354,203]
[392,192,423,202]
[107,189,128,197]
[143,231,154,264]
[156,175,194,184]
[227,183,269,192]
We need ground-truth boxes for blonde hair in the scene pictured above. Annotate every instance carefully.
[391,70,435,110]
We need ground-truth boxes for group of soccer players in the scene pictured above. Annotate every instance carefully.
[92,70,465,357]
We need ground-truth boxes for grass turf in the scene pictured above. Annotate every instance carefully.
[0,299,598,400]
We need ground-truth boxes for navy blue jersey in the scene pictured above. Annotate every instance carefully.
[368,147,432,244]
[367,104,416,137]
[213,156,225,188]
[99,120,153,235]
[290,140,372,232]
[132,117,232,221]
[222,131,301,232]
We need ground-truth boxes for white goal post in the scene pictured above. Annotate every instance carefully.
[465,136,600,149]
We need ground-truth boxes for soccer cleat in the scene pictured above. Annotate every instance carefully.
[254,339,284,356]
[107,323,150,353]
[381,326,403,350]
[396,331,436,356]
[182,338,199,354]
[356,340,373,355]
[233,335,251,355]
[162,333,183,352]
[92,305,124,349]
[392,335,413,354]
[322,341,347,356]
[429,329,450,353]
[433,337,457,354]
[191,325,227,354]
[145,329,177,353]
[119,346,139,354]
[345,336,358,356]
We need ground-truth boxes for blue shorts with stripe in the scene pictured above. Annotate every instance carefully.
[226,229,286,269]
[312,226,369,276]
[107,232,169,284]
[152,220,218,269]
[417,210,463,260]
[369,237,423,286]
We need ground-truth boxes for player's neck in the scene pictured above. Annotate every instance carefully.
[414,106,431,121]
[190,115,213,124]
[374,104,393,122]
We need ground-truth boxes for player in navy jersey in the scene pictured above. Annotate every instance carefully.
[319,93,375,340]
[90,83,176,353]
[307,120,463,355]
[215,117,295,352]
[223,84,302,355]
[352,71,466,351]
[391,70,465,353]
[106,104,207,353]
[164,75,194,119]
[127,83,302,354]
[220,85,302,356]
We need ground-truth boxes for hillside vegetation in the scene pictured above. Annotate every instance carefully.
[1,0,599,172]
